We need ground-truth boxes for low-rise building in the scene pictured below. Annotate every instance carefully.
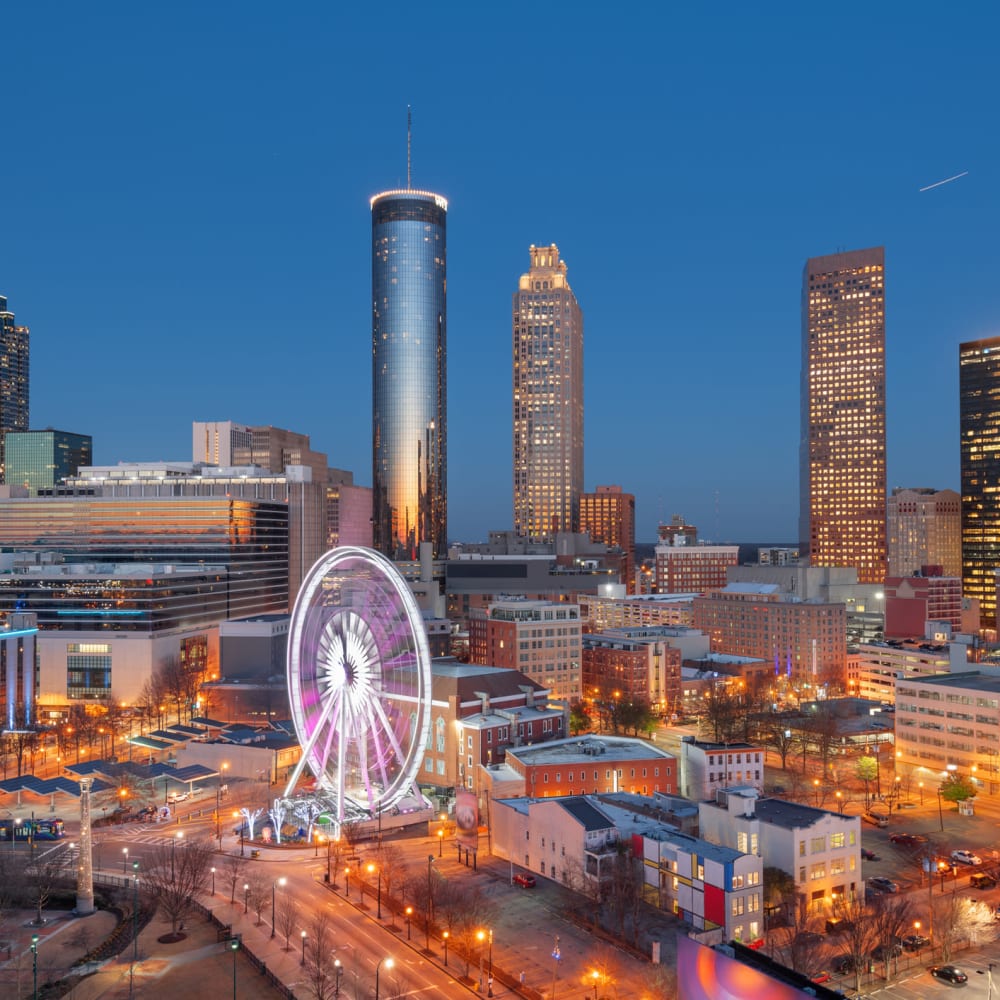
[680,739,765,800]
[581,627,682,716]
[699,787,863,914]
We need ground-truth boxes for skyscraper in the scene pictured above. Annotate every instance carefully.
[959,336,1000,628]
[513,244,584,542]
[5,429,92,494]
[799,247,887,584]
[371,188,448,560]
[0,296,30,483]
[580,485,636,593]
[887,487,961,578]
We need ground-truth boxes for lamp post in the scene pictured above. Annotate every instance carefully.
[977,961,996,1000]
[31,932,39,1000]
[477,930,486,992]
[367,863,382,920]
[243,883,249,914]
[442,931,449,966]
[812,778,820,806]
[171,831,184,881]
[405,906,412,940]
[426,854,435,950]
[230,937,239,1000]
[333,958,342,997]
[326,837,333,884]
[300,930,307,966]
[211,867,216,895]
[486,928,493,996]
[131,861,140,985]
[216,763,228,849]
[438,827,444,857]
[551,935,561,1000]
[591,970,600,1000]
[835,790,845,814]
[122,847,129,873]
[233,811,244,857]
[344,866,350,897]
[937,789,944,832]
[375,956,393,1000]
[271,877,286,938]
[919,781,924,805]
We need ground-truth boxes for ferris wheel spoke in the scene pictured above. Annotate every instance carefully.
[314,691,344,784]
[369,695,409,784]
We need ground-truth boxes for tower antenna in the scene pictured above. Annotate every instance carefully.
[407,105,412,189]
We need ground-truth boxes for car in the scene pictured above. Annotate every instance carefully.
[871,941,902,961]
[166,791,188,803]
[929,965,968,984]
[901,934,930,952]
[861,848,879,861]
[970,872,997,889]
[868,876,900,893]
[810,971,832,984]
[512,873,536,888]
[862,812,889,828]
[834,954,865,975]
[951,849,983,866]
[889,832,925,846]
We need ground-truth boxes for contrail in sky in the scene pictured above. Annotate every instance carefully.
[919,170,969,192]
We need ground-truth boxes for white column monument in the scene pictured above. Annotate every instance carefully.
[76,776,95,915]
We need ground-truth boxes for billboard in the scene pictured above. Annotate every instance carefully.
[677,937,823,1000]
[455,788,479,849]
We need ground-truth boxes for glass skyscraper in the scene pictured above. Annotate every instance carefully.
[5,429,92,494]
[799,247,887,584]
[0,295,30,483]
[960,336,1000,628]
[513,244,584,542]
[371,189,448,560]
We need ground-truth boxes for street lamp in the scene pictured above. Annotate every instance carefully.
[438,827,444,857]
[333,958,342,997]
[122,847,129,873]
[131,861,140,970]
[367,862,382,920]
[300,930,307,966]
[835,790,845,814]
[919,781,924,805]
[591,970,600,1000]
[442,931,449,966]
[405,906,412,940]
[230,937,239,1000]
[486,928,494,996]
[977,961,996,1000]
[216,763,229,849]
[344,866,350,897]
[271,877,286,938]
[31,932,39,1000]
[211,867,216,895]
[243,883,250,914]
[426,855,435,950]
[813,778,820,806]
[937,788,944,832]
[375,956,394,1000]
[233,811,244,857]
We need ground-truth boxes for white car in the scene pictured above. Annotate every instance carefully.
[166,792,188,804]
[951,849,983,866]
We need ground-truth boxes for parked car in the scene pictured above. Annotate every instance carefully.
[970,872,997,889]
[951,849,983,866]
[889,832,925,846]
[512,873,536,888]
[867,876,900,893]
[871,941,902,961]
[860,848,879,861]
[810,971,832,984]
[929,965,968,984]
[834,954,865,975]
[862,812,889,828]
[901,934,930,952]
[166,791,188,804]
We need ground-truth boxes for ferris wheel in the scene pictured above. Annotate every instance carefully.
[284,547,432,823]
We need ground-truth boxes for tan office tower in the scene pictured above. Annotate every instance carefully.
[887,487,961,578]
[513,244,584,542]
[580,485,636,593]
[799,247,887,584]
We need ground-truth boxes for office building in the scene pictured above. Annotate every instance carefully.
[800,248,887,583]
[692,584,847,692]
[371,187,448,560]
[883,573,962,638]
[5,429,92,494]
[469,598,582,702]
[579,485,635,593]
[887,488,961,579]
[654,535,738,594]
[960,337,1000,629]
[581,627,682,716]
[513,244,584,542]
[0,296,29,483]
[0,612,38,731]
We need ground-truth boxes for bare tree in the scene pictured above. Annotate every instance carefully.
[375,844,409,922]
[276,891,300,951]
[869,893,913,980]
[832,892,878,994]
[436,882,495,979]
[223,853,248,905]
[25,853,65,926]
[142,837,213,935]
[246,871,271,927]
[933,894,995,960]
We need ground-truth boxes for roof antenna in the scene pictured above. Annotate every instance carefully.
[407,105,412,189]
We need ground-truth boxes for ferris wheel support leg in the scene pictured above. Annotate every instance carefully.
[283,690,340,797]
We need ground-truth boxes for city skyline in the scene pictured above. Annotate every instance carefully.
[2,8,999,543]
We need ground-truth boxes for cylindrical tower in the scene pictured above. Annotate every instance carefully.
[76,777,95,915]
[371,189,447,561]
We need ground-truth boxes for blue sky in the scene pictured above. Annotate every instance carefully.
[3,4,998,543]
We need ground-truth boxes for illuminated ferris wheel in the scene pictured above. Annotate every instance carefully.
[284,547,432,824]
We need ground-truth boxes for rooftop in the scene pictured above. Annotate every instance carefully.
[896,669,1000,693]
[506,736,674,766]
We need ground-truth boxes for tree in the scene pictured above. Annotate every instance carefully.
[436,882,495,979]
[2,705,40,776]
[869,893,913,980]
[24,854,64,927]
[276,891,300,951]
[375,844,409,921]
[142,837,213,936]
[832,892,878,996]
[939,772,977,803]
[569,702,592,736]
[700,683,740,743]
[763,866,797,922]
[616,699,656,738]
[801,708,840,777]
[933,894,995,961]
[856,756,878,810]
[246,871,271,927]
[222,853,248,905]
[764,725,797,771]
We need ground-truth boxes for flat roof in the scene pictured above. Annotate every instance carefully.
[507,736,674,766]
[897,670,1000,692]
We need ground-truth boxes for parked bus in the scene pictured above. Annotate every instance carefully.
[0,817,65,841]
